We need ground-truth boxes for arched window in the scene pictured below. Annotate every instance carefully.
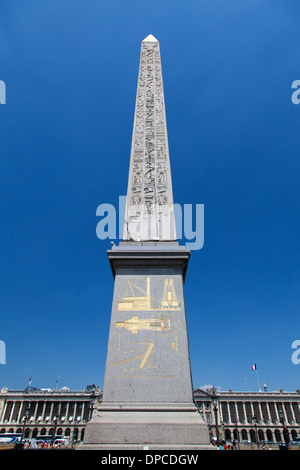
[65,428,71,437]
[266,429,273,441]
[8,428,14,433]
[275,429,282,443]
[74,428,79,442]
[250,429,256,442]
[225,429,231,441]
[291,430,297,440]
[32,429,38,438]
[41,428,46,435]
[16,428,22,434]
[80,429,85,442]
[241,429,248,440]
[57,428,63,436]
[48,428,54,436]
[258,429,264,442]
[0,428,5,433]
[24,428,30,438]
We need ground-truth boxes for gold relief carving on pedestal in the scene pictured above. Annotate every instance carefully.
[114,278,181,375]
[116,316,171,334]
[117,277,180,311]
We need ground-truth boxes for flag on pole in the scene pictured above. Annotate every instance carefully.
[251,364,261,391]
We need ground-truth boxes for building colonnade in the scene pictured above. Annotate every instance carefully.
[1,387,300,446]
[194,389,300,445]
[0,388,99,444]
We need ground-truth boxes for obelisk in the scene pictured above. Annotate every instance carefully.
[122,33,176,243]
[80,35,211,449]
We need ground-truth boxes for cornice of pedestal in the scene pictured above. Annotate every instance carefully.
[107,242,190,281]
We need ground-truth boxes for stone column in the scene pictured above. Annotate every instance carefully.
[80,402,85,422]
[1,401,8,422]
[219,401,223,423]
[266,402,272,423]
[234,402,239,422]
[73,402,78,422]
[274,402,280,423]
[282,402,288,424]
[10,401,16,423]
[226,402,231,424]
[250,402,255,421]
[242,402,248,423]
[65,402,70,422]
[258,402,263,422]
[41,402,47,422]
[33,402,39,421]
[5,402,11,423]
[49,402,54,421]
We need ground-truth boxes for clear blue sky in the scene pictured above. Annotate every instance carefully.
[0,0,299,393]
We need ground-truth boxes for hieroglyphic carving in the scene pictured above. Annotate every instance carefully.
[124,36,176,240]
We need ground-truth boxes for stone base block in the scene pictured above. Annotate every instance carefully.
[77,403,213,450]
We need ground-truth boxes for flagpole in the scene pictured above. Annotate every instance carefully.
[256,369,261,392]
[251,365,261,392]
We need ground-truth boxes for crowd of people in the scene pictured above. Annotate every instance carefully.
[22,439,69,449]
[215,440,279,450]
[216,440,236,450]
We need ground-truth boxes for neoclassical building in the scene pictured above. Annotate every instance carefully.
[0,385,299,446]
[0,386,102,444]
[194,387,300,445]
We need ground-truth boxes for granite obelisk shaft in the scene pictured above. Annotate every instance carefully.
[123,34,176,242]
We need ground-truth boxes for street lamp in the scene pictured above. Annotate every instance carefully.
[20,405,31,442]
[278,407,284,427]
[278,408,289,446]
[51,415,59,446]
[234,418,240,450]
[88,391,96,421]
[252,415,259,449]
[211,389,219,445]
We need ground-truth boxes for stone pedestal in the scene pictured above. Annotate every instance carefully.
[80,403,211,450]
[79,244,212,450]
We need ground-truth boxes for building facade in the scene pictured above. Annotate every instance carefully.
[0,385,299,446]
[194,387,300,446]
[0,386,102,445]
